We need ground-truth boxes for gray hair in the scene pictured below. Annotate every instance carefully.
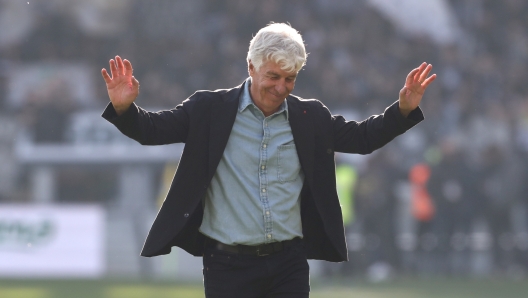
[247,23,307,73]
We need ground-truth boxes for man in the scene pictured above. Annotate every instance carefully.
[102,23,435,297]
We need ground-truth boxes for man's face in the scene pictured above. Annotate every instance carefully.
[248,60,297,116]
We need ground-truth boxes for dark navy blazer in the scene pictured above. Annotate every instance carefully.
[102,81,423,262]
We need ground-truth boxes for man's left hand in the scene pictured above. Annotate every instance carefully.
[398,62,437,117]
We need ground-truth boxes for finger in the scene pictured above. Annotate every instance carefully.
[101,68,112,84]
[419,64,433,83]
[422,74,437,89]
[406,68,420,86]
[109,59,118,78]
[116,56,125,76]
[124,59,133,77]
[413,62,427,82]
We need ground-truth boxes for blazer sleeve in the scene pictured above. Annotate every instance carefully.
[332,100,424,154]
[101,98,192,145]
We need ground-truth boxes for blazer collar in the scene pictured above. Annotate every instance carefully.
[287,96,315,184]
[207,82,244,180]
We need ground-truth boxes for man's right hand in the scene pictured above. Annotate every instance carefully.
[101,55,139,115]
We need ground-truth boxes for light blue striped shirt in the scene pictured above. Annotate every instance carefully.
[199,78,305,245]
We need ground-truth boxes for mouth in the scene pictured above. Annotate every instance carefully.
[268,91,284,99]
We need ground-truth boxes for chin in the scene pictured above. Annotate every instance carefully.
[267,97,284,104]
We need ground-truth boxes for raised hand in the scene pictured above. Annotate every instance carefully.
[101,56,139,115]
[398,62,437,117]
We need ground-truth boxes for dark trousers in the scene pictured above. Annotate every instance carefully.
[202,241,310,298]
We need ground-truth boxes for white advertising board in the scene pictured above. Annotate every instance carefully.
[0,204,105,278]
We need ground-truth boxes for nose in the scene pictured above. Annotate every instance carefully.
[274,80,287,94]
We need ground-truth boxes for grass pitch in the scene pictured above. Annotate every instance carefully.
[0,278,527,298]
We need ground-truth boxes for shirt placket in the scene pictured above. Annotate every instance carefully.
[259,117,273,243]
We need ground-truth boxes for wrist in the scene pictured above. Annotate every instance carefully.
[113,103,131,116]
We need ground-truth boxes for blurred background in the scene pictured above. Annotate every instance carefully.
[1,0,528,297]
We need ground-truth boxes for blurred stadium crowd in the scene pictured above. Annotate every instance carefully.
[1,0,528,279]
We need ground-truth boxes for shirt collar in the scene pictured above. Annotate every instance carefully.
[239,77,289,119]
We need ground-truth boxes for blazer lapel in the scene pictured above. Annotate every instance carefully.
[287,96,315,184]
[208,84,243,180]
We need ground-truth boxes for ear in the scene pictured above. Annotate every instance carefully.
[248,60,255,76]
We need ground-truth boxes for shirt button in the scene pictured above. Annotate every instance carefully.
[261,165,266,170]
[266,211,270,215]
[262,189,266,193]
[267,234,272,239]
[263,144,267,148]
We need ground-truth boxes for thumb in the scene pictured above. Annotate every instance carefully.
[132,76,139,88]
[400,86,412,97]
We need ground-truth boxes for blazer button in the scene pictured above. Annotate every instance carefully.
[327,148,333,154]
[184,213,189,218]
